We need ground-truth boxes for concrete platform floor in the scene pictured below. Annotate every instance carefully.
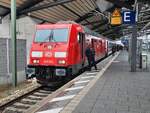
[61,51,150,113]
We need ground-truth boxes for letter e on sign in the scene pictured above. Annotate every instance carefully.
[123,11,136,24]
[124,12,131,22]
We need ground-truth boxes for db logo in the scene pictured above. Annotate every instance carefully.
[45,52,52,57]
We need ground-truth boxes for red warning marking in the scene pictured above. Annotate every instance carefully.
[112,9,121,17]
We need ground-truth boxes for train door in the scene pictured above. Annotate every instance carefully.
[92,39,97,57]
[91,39,94,48]
[78,32,85,63]
[99,40,102,53]
[106,40,108,56]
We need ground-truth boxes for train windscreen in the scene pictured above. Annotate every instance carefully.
[34,28,69,42]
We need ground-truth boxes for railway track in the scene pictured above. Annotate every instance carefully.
[0,86,57,113]
[0,78,80,113]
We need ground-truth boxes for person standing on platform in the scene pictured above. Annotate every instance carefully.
[112,45,116,56]
[91,47,97,70]
[85,44,92,70]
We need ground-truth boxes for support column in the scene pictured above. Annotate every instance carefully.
[11,0,17,87]
[131,1,138,72]
[131,24,137,72]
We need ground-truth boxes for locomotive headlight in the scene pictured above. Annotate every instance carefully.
[32,51,43,58]
[55,52,67,58]
[47,45,52,50]
[33,59,39,64]
[58,60,66,64]
[33,60,37,63]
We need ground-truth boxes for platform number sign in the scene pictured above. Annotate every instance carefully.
[122,11,136,24]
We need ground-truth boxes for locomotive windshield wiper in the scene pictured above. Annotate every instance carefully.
[48,30,58,44]
[43,30,54,42]
[44,29,58,43]
[48,30,54,42]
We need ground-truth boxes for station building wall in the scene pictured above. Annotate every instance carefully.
[0,15,41,63]
[0,16,41,85]
[0,38,26,85]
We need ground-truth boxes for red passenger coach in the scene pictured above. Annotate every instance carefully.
[28,21,108,85]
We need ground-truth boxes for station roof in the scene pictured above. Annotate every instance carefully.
[0,0,150,39]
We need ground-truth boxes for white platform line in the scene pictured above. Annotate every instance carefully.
[86,72,97,75]
[65,86,84,91]
[81,76,95,79]
[74,80,90,84]
[36,107,63,113]
[50,95,75,102]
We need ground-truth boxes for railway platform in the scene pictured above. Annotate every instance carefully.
[34,51,150,113]
[61,51,150,113]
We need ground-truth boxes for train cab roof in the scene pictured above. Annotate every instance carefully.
[36,24,73,29]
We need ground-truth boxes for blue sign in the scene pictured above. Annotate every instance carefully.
[121,38,128,45]
[122,11,136,24]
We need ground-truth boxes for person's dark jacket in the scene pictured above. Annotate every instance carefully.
[91,48,96,61]
[91,48,95,56]
[85,47,92,58]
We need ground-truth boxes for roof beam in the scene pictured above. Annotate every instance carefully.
[58,0,93,24]
[18,0,44,11]
[61,4,81,17]
[40,20,46,24]
[105,30,123,36]
[140,8,150,13]
[59,2,93,25]
[28,15,53,23]
[0,5,9,10]
[95,25,110,33]
[102,27,121,36]
[92,19,108,30]
[19,0,75,15]
[74,8,101,25]
[105,30,123,37]
[96,29,107,34]
[0,5,10,17]
[106,34,122,39]
[83,21,101,26]
[17,0,44,16]
[102,24,132,36]
[106,33,122,37]
[76,13,94,23]
[2,0,44,17]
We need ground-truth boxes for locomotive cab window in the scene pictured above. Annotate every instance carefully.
[35,28,69,42]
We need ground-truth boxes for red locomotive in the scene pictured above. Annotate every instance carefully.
[28,21,111,85]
